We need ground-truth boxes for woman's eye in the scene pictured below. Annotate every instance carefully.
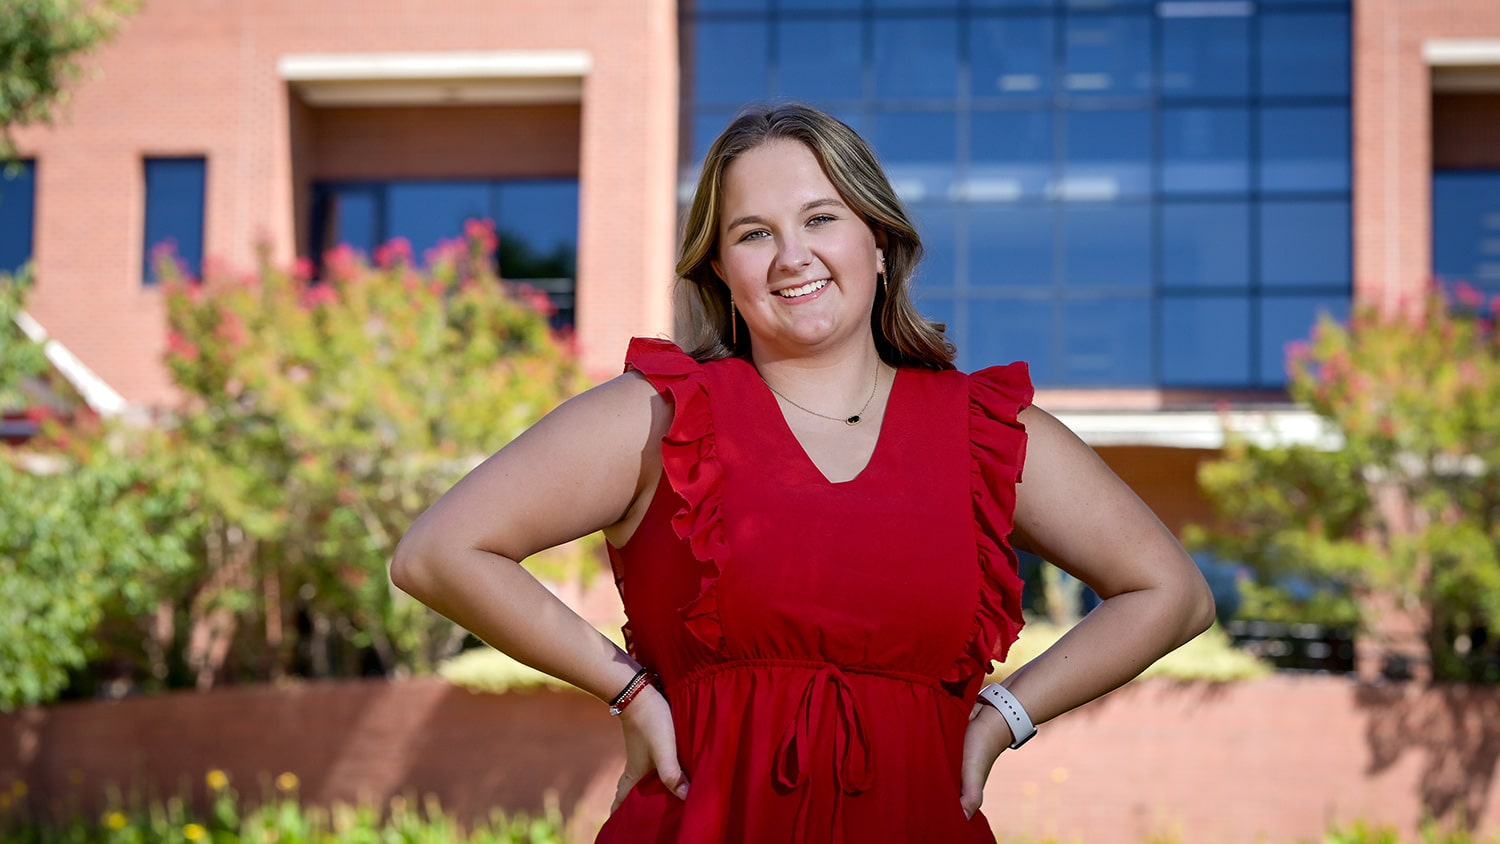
[739,229,769,242]
[808,214,836,226]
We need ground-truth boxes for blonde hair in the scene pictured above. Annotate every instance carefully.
[677,103,956,370]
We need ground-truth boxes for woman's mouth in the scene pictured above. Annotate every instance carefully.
[777,279,829,299]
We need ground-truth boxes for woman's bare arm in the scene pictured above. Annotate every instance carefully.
[389,370,667,703]
[961,405,1216,816]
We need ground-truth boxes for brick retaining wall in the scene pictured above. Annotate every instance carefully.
[3,675,1497,843]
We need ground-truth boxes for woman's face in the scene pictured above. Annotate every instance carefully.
[711,139,884,358]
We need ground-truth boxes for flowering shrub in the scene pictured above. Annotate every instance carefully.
[152,223,588,685]
[1191,283,1500,682]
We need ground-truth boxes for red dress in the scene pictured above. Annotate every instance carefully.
[598,338,1032,844]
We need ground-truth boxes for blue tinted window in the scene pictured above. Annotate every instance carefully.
[910,204,959,289]
[1062,204,1150,288]
[972,0,1054,7]
[1259,296,1349,386]
[1433,172,1500,293]
[1162,296,1251,385]
[0,161,35,275]
[969,296,1054,377]
[387,182,490,260]
[1062,296,1152,385]
[495,181,579,279]
[1064,15,1153,97]
[778,18,864,103]
[317,185,380,257]
[691,109,737,165]
[1260,200,1350,287]
[875,0,958,7]
[690,0,767,11]
[1258,106,1349,193]
[868,111,958,201]
[143,157,207,284]
[971,16,1055,101]
[1063,109,1152,198]
[1259,13,1350,97]
[1066,0,1152,8]
[1162,202,1251,289]
[1162,107,1250,195]
[969,204,1054,288]
[1161,16,1250,99]
[874,17,959,99]
[915,292,958,339]
[969,110,1054,201]
[692,21,769,105]
[781,0,860,8]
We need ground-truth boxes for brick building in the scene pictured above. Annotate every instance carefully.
[4,0,1500,536]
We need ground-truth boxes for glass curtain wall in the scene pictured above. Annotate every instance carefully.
[681,0,1351,388]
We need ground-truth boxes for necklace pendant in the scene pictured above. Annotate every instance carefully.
[845,416,861,426]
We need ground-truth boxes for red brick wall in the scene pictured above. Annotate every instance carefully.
[4,676,1498,843]
[1354,0,1500,312]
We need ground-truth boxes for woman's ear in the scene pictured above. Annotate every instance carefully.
[875,247,885,273]
[710,258,724,281]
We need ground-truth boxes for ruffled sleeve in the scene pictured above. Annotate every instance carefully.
[624,337,729,653]
[945,361,1034,684]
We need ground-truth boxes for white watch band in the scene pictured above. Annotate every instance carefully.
[977,683,1037,749]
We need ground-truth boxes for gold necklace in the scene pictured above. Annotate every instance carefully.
[761,363,881,426]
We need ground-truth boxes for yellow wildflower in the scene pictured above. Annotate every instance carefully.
[183,822,207,840]
[205,769,229,791]
[0,794,11,811]
[10,780,26,798]
[275,771,299,792]
[104,811,128,830]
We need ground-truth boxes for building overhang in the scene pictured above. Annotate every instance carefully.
[1425,39,1500,93]
[277,50,593,107]
[11,310,129,418]
[1052,408,1340,451]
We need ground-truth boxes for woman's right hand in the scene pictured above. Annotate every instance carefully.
[612,685,690,811]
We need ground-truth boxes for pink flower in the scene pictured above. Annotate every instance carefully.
[514,283,557,317]
[374,237,413,268]
[166,331,200,362]
[292,257,315,281]
[464,218,499,253]
[1453,281,1484,309]
[301,285,338,309]
[323,244,360,281]
[216,309,247,347]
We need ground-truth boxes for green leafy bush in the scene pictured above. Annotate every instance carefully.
[1191,284,1500,682]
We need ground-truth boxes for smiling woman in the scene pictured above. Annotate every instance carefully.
[390,102,1217,843]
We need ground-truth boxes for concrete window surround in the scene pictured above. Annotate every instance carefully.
[278,50,593,107]
[1425,39,1500,92]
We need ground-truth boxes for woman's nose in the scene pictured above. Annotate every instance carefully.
[775,236,813,273]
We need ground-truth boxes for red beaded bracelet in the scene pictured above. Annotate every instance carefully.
[609,668,657,716]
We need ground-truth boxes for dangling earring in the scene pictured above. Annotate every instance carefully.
[730,297,738,346]
[880,270,889,297]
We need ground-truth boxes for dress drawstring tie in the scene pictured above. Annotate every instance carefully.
[773,665,874,843]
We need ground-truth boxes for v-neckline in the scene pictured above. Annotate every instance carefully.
[748,361,903,487]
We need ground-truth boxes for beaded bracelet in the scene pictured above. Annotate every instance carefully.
[608,668,657,716]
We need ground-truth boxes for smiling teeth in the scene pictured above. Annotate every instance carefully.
[778,279,829,298]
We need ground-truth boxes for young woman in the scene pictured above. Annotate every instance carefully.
[391,103,1215,842]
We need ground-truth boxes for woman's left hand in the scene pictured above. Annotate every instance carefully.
[959,701,1013,820]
